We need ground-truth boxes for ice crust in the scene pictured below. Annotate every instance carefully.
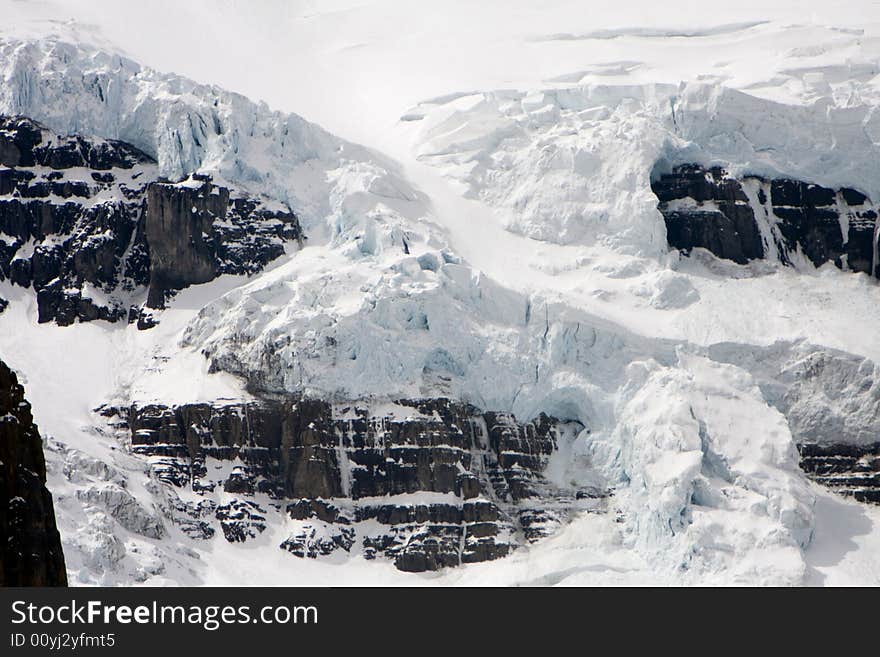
[410,83,880,254]
[0,37,426,240]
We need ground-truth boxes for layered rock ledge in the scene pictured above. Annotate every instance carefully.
[799,443,880,505]
[0,115,303,326]
[102,398,603,572]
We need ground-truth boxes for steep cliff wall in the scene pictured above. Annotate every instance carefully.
[0,359,67,586]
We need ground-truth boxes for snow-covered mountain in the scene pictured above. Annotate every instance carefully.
[1,1,879,586]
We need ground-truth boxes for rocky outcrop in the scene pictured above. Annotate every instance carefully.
[0,115,303,326]
[652,164,879,276]
[108,398,603,572]
[0,114,150,171]
[799,443,880,504]
[144,176,300,308]
[0,359,67,586]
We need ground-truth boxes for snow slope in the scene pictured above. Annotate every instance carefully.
[1,1,879,585]
[0,36,427,245]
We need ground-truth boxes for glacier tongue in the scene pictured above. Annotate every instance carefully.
[410,85,675,254]
[596,354,814,584]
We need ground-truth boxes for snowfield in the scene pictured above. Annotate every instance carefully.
[1,0,880,585]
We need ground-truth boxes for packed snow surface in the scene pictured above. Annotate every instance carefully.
[1,0,880,585]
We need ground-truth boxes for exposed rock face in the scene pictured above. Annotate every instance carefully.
[0,116,154,325]
[799,443,880,504]
[144,176,300,308]
[143,180,221,308]
[0,114,149,171]
[0,359,67,586]
[0,115,303,325]
[652,163,879,276]
[112,398,602,572]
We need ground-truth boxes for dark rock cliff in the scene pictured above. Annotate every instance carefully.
[0,359,67,586]
[144,176,300,309]
[102,398,603,572]
[0,115,303,326]
[652,163,879,277]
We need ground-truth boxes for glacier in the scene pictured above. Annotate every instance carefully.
[0,1,879,586]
